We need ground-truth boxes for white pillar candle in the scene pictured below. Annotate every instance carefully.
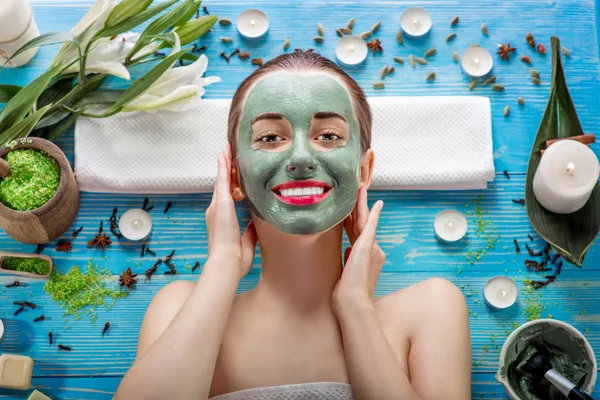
[237,9,269,39]
[533,140,599,214]
[335,36,368,66]
[400,7,432,38]
[118,209,152,241]
[0,0,40,68]
[434,209,468,243]
[461,45,494,77]
[484,276,518,309]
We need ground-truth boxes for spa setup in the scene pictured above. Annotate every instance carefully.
[0,0,599,398]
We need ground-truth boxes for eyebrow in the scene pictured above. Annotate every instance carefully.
[313,111,347,123]
[251,113,284,124]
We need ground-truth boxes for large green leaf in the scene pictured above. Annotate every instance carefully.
[0,85,22,103]
[0,67,60,133]
[172,15,217,46]
[98,0,179,39]
[105,0,153,28]
[0,105,52,147]
[174,0,201,27]
[37,76,76,109]
[525,36,599,267]
[126,0,195,62]
[32,110,81,142]
[1,32,76,69]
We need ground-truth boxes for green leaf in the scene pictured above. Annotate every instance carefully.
[174,0,201,27]
[525,36,599,267]
[172,14,217,46]
[127,0,195,62]
[98,0,179,39]
[105,0,153,28]
[75,90,124,108]
[46,73,107,116]
[1,32,76,69]
[103,47,190,115]
[0,85,22,103]
[37,76,76,109]
[33,111,81,143]
[0,67,60,134]
[0,105,52,147]
[35,111,70,130]
[180,52,199,62]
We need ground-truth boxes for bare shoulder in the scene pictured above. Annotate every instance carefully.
[137,280,196,359]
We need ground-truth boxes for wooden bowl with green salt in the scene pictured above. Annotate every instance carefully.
[0,138,79,244]
[0,251,53,279]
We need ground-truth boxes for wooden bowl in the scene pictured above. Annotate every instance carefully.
[0,138,79,244]
[0,251,53,279]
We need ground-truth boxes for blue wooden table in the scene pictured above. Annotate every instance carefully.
[1,0,600,398]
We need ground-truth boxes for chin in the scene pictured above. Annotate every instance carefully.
[270,216,345,236]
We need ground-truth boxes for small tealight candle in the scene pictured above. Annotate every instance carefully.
[461,45,494,78]
[237,9,269,39]
[484,276,518,309]
[434,210,468,243]
[400,7,432,38]
[119,209,152,241]
[335,36,368,66]
[0,317,3,342]
[533,140,600,214]
[0,0,40,68]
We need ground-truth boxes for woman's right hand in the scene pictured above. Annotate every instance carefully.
[205,144,258,280]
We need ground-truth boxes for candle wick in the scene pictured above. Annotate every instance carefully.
[567,162,575,175]
[412,19,419,26]
[474,58,480,67]
[349,46,354,52]
[501,290,507,297]
[250,19,256,26]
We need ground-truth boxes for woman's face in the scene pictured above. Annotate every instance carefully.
[236,72,362,235]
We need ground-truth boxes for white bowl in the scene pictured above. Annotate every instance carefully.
[0,317,4,341]
[497,319,596,399]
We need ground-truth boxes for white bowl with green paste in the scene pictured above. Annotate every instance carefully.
[497,319,596,400]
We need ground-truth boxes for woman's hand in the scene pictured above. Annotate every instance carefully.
[333,188,385,314]
[205,144,258,280]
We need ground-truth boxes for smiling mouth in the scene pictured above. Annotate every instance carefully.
[272,180,332,206]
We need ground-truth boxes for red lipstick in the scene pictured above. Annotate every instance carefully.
[272,180,332,206]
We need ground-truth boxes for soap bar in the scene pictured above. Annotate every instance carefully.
[0,354,33,390]
[28,389,52,400]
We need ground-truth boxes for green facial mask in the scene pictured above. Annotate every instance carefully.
[237,73,362,235]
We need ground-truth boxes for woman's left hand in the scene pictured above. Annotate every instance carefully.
[333,188,385,314]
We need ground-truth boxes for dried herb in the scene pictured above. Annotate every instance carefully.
[537,43,546,54]
[424,48,436,57]
[48,332,53,345]
[528,234,534,241]
[551,254,560,264]
[416,57,427,65]
[371,21,382,32]
[34,315,45,322]
[192,261,200,272]
[562,46,570,57]
[336,29,344,37]
[164,261,176,271]
[165,250,176,263]
[512,199,525,204]
[347,18,355,29]
[102,322,110,336]
[58,344,71,351]
[372,82,385,89]
[526,33,535,48]
[219,18,231,26]
[194,45,207,53]
[504,105,510,117]
[360,31,372,39]
[366,39,383,54]
[380,65,388,79]
[56,240,72,252]
[228,48,240,59]
[72,226,83,238]
[119,267,137,289]
[238,52,250,60]
[497,43,517,61]
[426,72,436,82]
[492,84,505,92]
[503,170,510,179]
[164,270,177,275]
[395,31,404,45]
[525,260,539,268]
[202,5,209,15]
[409,54,416,68]
[451,16,459,26]
[340,28,352,35]
[521,55,532,64]
[145,259,162,279]
[6,281,20,288]
[393,56,404,64]
[483,76,496,86]
[452,52,459,62]
[34,244,45,254]
[313,36,324,44]
[283,37,290,50]
[251,58,263,66]
[481,23,489,35]
[557,261,563,275]
[445,33,457,42]
[518,97,525,106]
[14,307,25,315]
[109,219,122,239]
[140,244,146,257]
[13,301,35,309]
[88,221,112,250]
[145,247,156,257]
[532,77,541,85]
[531,69,540,79]
[317,23,325,36]
[514,239,521,253]
[4,257,50,275]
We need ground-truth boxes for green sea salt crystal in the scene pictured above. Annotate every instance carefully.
[44,261,128,322]
[0,149,61,211]
[3,256,50,275]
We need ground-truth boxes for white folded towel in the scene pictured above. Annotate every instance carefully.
[74,96,494,194]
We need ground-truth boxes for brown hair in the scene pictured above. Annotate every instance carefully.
[227,50,372,156]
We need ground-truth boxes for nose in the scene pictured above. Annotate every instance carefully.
[286,141,317,176]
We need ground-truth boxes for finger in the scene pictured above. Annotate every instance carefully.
[358,188,370,231]
[344,214,356,244]
[343,246,352,265]
[216,153,232,200]
[241,220,258,265]
[360,200,383,243]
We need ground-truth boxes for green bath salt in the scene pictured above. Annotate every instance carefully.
[2,256,50,275]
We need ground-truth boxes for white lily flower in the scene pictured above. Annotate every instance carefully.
[62,32,139,80]
[122,53,221,113]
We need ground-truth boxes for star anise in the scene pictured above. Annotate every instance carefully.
[497,42,516,61]
[55,240,72,252]
[119,267,137,289]
[88,234,112,250]
[366,39,383,54]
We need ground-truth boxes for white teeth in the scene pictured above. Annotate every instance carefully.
[279,187,325,197]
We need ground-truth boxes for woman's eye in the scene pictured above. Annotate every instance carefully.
[317,132,342,141]
[257,134,283,143]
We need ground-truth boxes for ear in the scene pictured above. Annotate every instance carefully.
[230,160,246,201]
[359,148,374,190]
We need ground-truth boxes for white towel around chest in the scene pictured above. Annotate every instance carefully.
[74,96,494,194]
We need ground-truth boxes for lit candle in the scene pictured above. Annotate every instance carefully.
[484,276,518,309]
[118,209,152,241]
[0,317,3,342]
[335,36,368,66]
[400,7,432,38]
[434,210,468,243]
[237,9,269,39]
[0,0,39,68]
[533,140,599,214]
[461,45,494,77]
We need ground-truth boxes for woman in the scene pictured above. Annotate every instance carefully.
[115,51,471,400]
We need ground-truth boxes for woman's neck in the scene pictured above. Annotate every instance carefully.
[250,217,344,317]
